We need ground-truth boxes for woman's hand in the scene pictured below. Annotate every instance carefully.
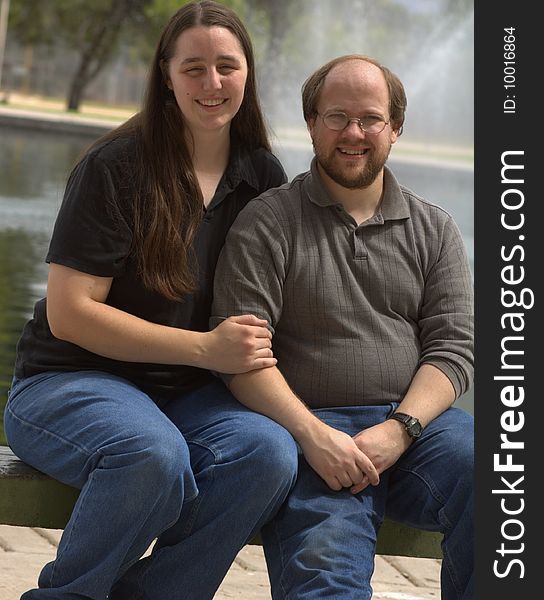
[203,315,277,374]
[46,264,275,372]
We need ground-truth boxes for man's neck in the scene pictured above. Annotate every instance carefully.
[317,164,384,225]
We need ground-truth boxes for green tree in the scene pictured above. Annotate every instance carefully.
[9,0,152,111]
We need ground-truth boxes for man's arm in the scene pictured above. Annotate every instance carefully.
[212,196,378,491]
[350,363,454,493]
[227,366,379,491]
[351,215,474,493]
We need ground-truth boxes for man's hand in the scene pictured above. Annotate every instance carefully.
[349,419,412,494]
[298,422,380,491]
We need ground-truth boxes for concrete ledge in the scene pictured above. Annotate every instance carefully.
[0,106,117,138]
[0,446,443,559]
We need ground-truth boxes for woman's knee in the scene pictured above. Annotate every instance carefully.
[104,425,191,489]
[241,418,298,489]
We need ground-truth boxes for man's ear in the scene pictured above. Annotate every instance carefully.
[390,122,403,145]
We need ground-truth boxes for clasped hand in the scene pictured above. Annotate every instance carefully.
[299,423,380,493]
[206,315,276,374]
[300,420,410,495]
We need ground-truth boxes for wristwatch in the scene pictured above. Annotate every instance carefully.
[387,412,423,439]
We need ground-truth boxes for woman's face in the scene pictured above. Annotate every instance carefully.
[166,26,248,137]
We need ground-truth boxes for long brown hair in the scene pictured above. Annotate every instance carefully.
[98,1,270,300]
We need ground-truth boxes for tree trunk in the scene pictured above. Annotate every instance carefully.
[67,83,84,112]
[67,68,87,111]
[64,0,146,112]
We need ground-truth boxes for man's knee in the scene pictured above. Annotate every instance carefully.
[431,408,474,507]
[444,408,474,472]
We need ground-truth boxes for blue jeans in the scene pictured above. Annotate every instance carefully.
[4,372,298,599]
[261,404,474,600]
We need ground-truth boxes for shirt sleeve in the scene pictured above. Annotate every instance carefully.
[210,197,289,332]
[419,216,474,397]
[46,151,133,277]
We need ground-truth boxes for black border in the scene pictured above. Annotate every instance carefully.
[475,2,538,596]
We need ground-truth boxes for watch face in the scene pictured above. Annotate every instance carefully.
[407,417,422,438]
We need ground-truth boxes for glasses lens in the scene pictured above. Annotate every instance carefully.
[323,113,349,130]
[323,113,387,133]
[361,117,386,134]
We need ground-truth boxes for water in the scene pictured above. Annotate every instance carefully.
[0,127,474,444]
[0,127,96,443]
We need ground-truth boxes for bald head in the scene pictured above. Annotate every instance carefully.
[318,60,390,122]
[325,58,386,88]
[302,55,406,134]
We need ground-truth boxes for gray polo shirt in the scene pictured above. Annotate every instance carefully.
[211,159,474,408]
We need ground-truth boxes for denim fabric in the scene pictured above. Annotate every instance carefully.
[261,404,474,600]
[4,373,298,599]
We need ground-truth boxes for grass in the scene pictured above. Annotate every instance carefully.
[1,92,136,123]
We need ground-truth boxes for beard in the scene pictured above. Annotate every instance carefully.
[313,139,391,189]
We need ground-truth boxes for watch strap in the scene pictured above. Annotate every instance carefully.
[387,412,422,439]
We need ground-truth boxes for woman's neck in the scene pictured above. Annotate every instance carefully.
[190,127,231,207]
[191,127,231,174]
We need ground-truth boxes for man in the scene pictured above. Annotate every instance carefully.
[211,54,473,600]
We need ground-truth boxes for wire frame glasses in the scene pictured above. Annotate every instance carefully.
[320,112,390,134]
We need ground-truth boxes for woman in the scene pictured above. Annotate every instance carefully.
[4,2,298,598]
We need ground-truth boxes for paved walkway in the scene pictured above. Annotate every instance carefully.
[0,525,441,599]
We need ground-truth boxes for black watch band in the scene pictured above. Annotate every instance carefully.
[387,412,423,439]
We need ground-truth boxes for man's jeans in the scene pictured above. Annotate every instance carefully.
[4,372,298,599]
[261,404,474,600]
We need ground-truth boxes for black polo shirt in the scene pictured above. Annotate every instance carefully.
[14,135,287,398]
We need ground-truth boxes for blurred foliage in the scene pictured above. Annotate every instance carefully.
[8,0,152,109]
[6,0,473,128]
[8,0,150,47]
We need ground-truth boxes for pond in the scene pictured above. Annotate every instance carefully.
[0,126,474,445]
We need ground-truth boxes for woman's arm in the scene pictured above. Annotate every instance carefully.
[46,263,275,374]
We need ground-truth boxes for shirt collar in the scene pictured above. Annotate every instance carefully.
[224,143,260,192]
[304,157,410,221]
[206,142,260,211]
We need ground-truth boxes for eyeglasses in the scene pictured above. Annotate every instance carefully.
[319,112,390,134]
